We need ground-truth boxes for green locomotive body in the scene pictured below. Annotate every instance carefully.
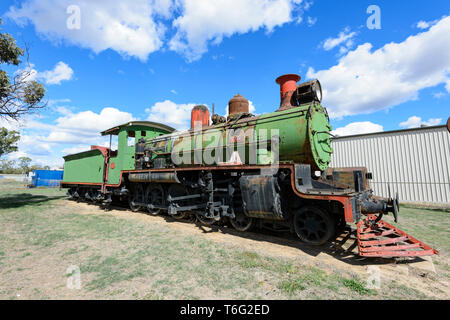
[60,74,438,257]
[141,102,332,171]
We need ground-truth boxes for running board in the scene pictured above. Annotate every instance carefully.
[356,214,439,258]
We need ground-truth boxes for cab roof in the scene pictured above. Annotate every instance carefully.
[100,121,176,136]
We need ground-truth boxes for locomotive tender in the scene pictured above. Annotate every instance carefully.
[61,74,438,257]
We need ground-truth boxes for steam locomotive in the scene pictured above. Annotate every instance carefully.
[61,74,438,257]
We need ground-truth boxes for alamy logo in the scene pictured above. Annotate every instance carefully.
[366,5,381,30]
[66,265,81,289]
[366,265,381,289]
[66,5,81,30]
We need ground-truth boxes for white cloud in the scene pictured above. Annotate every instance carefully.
[16,134,52,156]
[2,106,135,166]
[331,121,383,137]
[322,27,356,51]
[307,16,450,119]
[416,19,438,29]
[306,16,317,27]
[38,61,74,84]
[169,0,306,61]
[51,107,135,141]
[399,116,442,129]
[15,61,73,85]
[48,98,71,106]
[146,100,199,130]
[7,0,307,61]
[61,145,91,155]
[6,0,171,61]
[433,91,446,99]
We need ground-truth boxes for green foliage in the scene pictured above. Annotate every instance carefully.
[0,127,19,158]
[0,23,23,66]
[0,155,52,173]
[18,156,32,173]
[279,278,307,294]
[0,159,16,173]
[0,18,46,120]
[342,278,376,295]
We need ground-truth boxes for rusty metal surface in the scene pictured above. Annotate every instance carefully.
[191,105,210,128]
[356,214,439,257]
[128,172,180,183]
[228,94,249,117]
[275,74,301,111]
[324,167,370,191]
[239,175,284,220]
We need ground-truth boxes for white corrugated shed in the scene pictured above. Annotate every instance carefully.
[330,125,450,205]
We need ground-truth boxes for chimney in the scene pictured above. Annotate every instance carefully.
[275,74,301,111]
[191,105,210,129]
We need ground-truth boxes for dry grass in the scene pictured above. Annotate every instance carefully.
[0,181,448,300]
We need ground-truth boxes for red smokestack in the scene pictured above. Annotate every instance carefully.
[275,74,301,111]
[191,105,210,129]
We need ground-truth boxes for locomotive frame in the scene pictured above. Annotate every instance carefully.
[60,74,439,258]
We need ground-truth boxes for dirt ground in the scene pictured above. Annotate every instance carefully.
[0,181,449,299]
[67,200,450,299]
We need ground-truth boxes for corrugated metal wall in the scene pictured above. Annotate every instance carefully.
[330,125,450,205]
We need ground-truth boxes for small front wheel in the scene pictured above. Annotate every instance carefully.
[128,198,141,212]
[129,184,145,212]
[196,213,216,226]
[146,184,164,216]
[230,212,254,232]
[293,206,335,246]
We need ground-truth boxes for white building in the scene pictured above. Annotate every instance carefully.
[330,124,450,207]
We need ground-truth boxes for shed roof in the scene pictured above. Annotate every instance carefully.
[332,124,447,140]
[100,121,176,136]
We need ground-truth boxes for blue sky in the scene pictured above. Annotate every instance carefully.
[0,0,449,167]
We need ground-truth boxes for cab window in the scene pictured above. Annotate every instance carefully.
[127,130,135,146]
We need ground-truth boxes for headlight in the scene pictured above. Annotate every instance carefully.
[296,79,323,104]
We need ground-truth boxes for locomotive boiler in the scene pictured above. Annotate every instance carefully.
[136,74,331,172]
[61,74,438,258]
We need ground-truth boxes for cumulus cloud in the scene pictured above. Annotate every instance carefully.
[399,116,442,129]
[6,0,171,61]
[38,61,74,84]
[146,100,199,130]
[322,27,356,51]
[416,19,439,29]
[2,106,135,166]
[6,0,307,61]
[307,16,450,119]
[331,121,383,137]
[49,107,135,142]
[170,0,304,61]
[61,145,92,155]
[16,61,74,85]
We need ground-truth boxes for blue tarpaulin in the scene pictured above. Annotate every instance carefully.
[30,170,64,187]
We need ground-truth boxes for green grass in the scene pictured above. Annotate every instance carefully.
[384,204,450,280]
[0,180,448,299]
[342,278,376,295]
